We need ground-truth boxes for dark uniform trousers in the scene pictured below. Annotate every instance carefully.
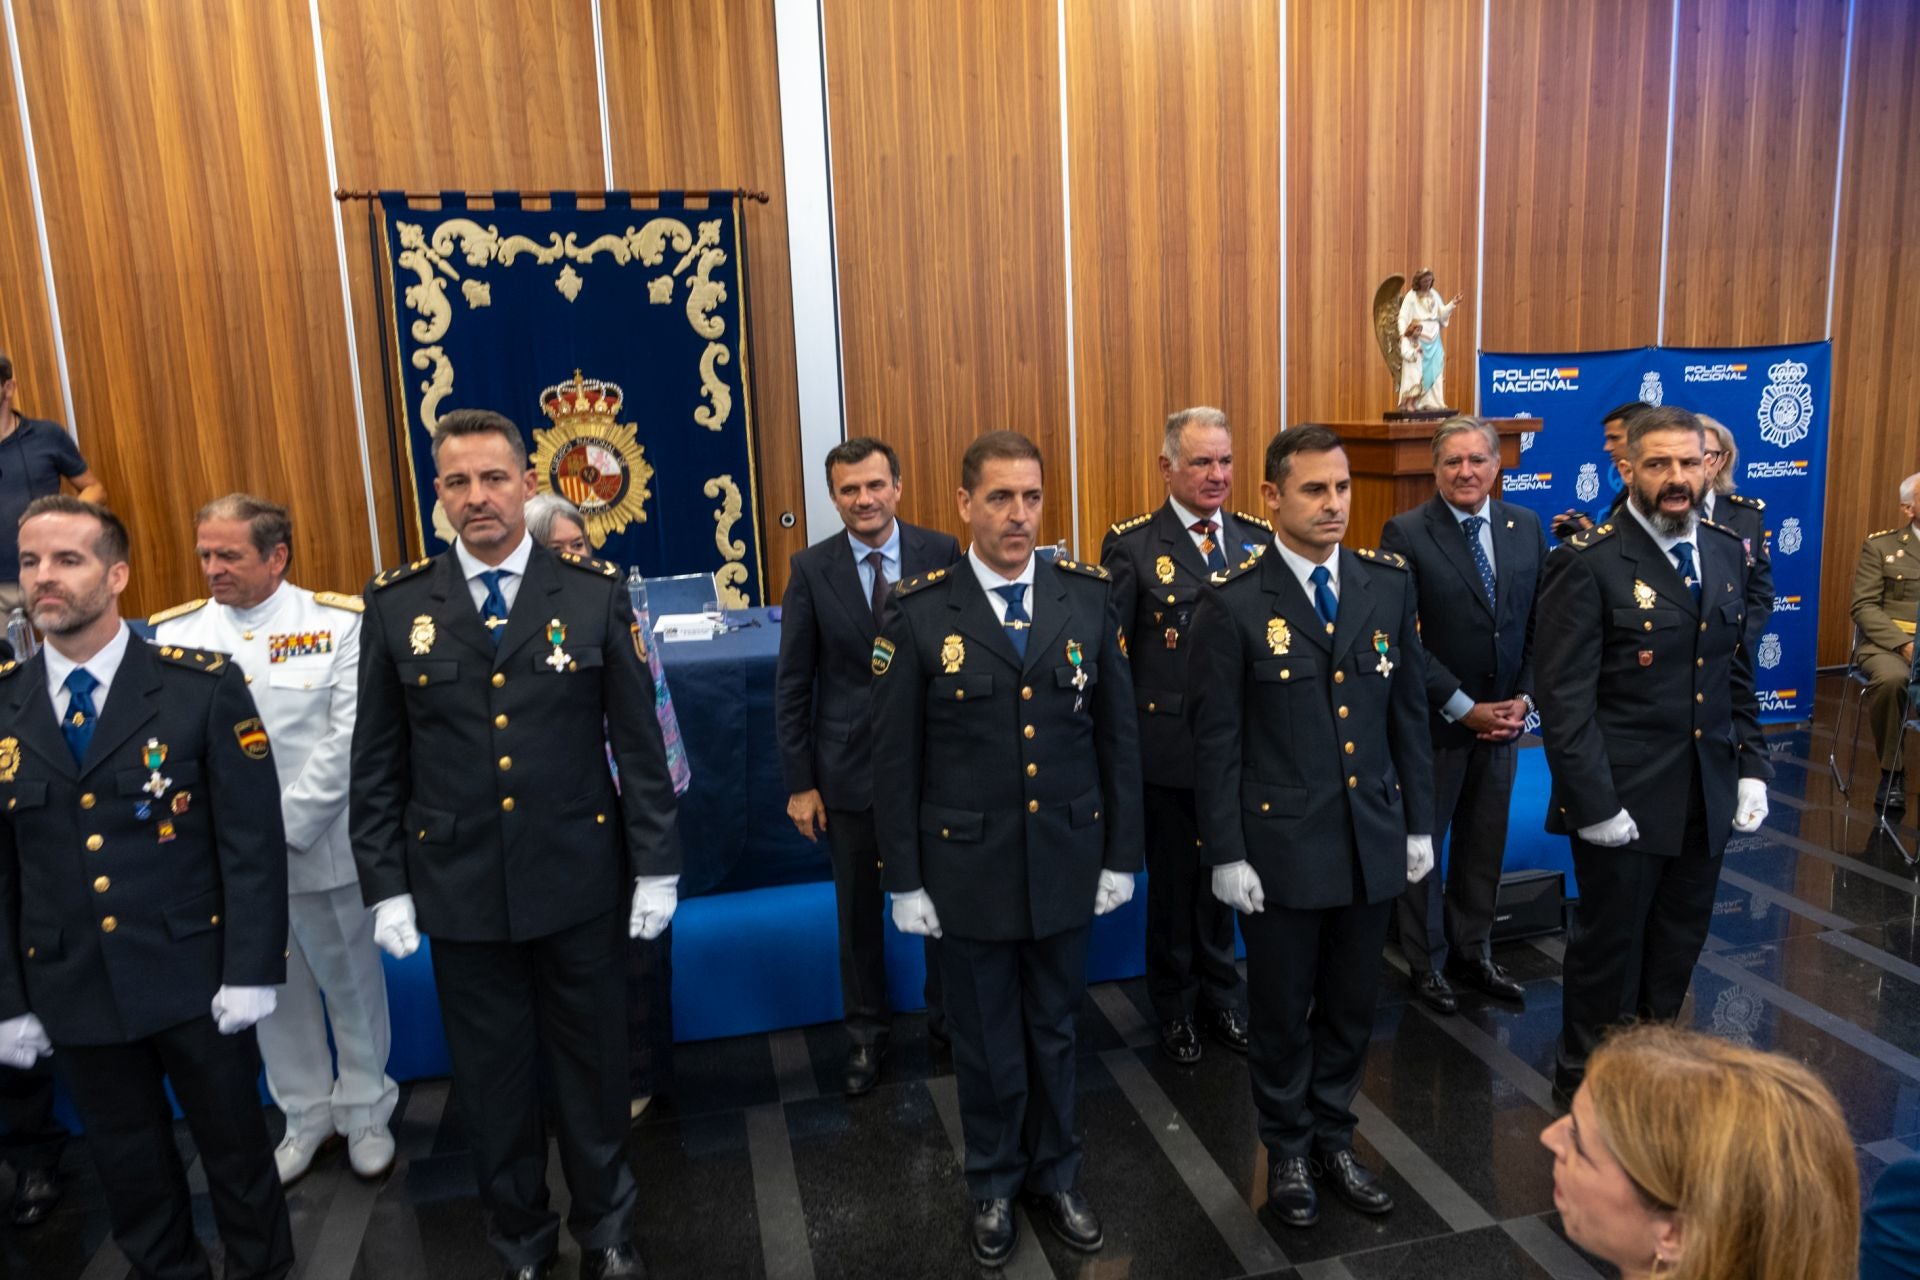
[1396,739,1514,973]
[824,806,942,1045]
[1142,785,1240,1020]
[0,1059,65,1173]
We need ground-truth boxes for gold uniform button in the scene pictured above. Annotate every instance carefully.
[1643,621,1653,632]
[1344,742,1355,755]
[1280,669,1291,680]
[417,674,429,686]
[501,797,515,812]
[596,813,606,824]
[1338,706,1349,719]
[495,714,509,729]
[1093,811,1100,820]
[1147,702,1156,712]
[80,792,95,809]
[1695,658,1703,668]
[1347,776,1358,788]
[1027,799,1040,813]
[1694,729,1702,739]
[1334,671,1346,684]
[246,675,255,685]
[1027,763,1038,777]
[941,827,951,838]
[1699,622,1708,632]
[1694,693,1704,704]
[498,756,513,771]
[24,947,33,958]
[101,916,117,933]
[85,834,103,852]
[1024,725,1035,740]
[1166,594,1176,604]
[417,830,427,840]
[243,630,254,641]
[211,915,220,925]
[93,875,110,893]
[956,689,966,701]
[492,673,506,688]
[1260,802,1271,813]
[1022,686,1033,701]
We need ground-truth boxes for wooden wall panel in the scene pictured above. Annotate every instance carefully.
[603,0,806,600]
[1481,0,1672,353]
[1822,0,1920,664]
[0,19,62,425]
[1662,0,1849,345]
[1064,0,1281,551]
[15,0,365,616]
[1287,0,1482,436]
[823,0,1070,546]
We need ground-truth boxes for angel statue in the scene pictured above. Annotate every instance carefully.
[1372,268,1463,413]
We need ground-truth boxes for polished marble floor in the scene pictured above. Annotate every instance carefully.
[9,672,1920,1279]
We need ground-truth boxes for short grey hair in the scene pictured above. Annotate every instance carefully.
[1430,415,1500,464]
[1698,414,1740,495]
[1902,472,1920,506]
[195,492,293,568]
[1162,406,1230,462]
[525,492,587,548]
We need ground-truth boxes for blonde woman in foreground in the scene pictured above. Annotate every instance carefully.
[1540,1024,1858,1280]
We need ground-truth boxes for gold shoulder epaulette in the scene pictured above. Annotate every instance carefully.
[1567,522,1617,551]
[313,590,364,614]
[147,598,209,627]
[372,558,434,590]
[894,565,950,598]
[0,659,19,679]
[1052,558,1111,581]
[1725,492,1764,512]
[1208,554,1263,587]
[1353,547,1408,570]
[1699,518,1743,542]
[1869,527,1902,541]
[153,644,231,675]
[1107,512,1153,536]
[1234,510,1273,532]
[556,551,619,578]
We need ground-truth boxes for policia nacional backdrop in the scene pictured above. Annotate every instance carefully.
[1480,342,1831,724]
[375,192,766,607]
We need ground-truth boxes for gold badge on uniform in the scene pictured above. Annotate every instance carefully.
[1154,555,1175,584]
[940,634,966,674]
[234,718,270,760]
[1633,579,1658,610]
[1267,617,1291,656]
[0,737,17,784]
[631,621,648,662]
[409,614,436,656]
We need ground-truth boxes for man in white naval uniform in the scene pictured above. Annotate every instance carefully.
[152,493,397,1182]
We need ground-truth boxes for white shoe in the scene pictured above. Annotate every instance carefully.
[346,1125,396,1180]
[274,1128,339,1186]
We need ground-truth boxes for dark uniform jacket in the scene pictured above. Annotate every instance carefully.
[1379,496,1543,747]
[1535,514,1770,859]
[0,634,288,1045]
[1708,491,1772,654]
[870,556,1144,942]
[351,547,679,943]
[775,521,962,811]
[1101,503,1272,788]
[1188,546,1435,911]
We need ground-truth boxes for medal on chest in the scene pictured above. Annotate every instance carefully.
[1066,639,1087,712]
[546,619,572,671]
[1373,631,1394,678]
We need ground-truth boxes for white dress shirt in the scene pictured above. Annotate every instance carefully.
[968,545,1036,622]
[1443,495,1497,574]
[1270,534,1339,609]
[1623,498,1703,583]
[453,532,534,614]
[45,622,133,720]
[1166,496,1228,562]
[850,520,902,601]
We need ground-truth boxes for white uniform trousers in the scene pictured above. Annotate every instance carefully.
[258,882,398,1137]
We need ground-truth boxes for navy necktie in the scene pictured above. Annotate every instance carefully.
[1310,565,1338,629]
[62,667,99,765]
[1671,541,1702,606]
[1193,520,1228,573]
[479,570,511,647]
[993,584,1031,659]
[1461,515,1496,608]
[866,551,889,629]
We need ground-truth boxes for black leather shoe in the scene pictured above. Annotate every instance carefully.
[1315,1148,1394,1215]
[1023,1189,1102,1252]
[844,1043,883,1097]
[1197,1006,1250,1054]
[971,1198,1017,1267]
[10,1166,59,1227]
[1159,1017,1201,1065]
[1448,957,1526,1003]
[1412,970,1458,1015]
[501,1257,552,1280]
[1878,770,1908,813]
[927,1016,950,1048]
[580,1244,646,1279]
[1265,1155,1318,1228]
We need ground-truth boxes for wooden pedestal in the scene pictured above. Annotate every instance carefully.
[1308,418,1536,547]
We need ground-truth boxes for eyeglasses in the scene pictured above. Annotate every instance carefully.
[1703,450,1727,461]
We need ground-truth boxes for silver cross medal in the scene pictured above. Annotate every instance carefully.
[1372,632,1394,678]
[1067,640,1088,712]
[545,618,572,672]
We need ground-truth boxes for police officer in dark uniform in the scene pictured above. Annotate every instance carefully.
[1101,406,1260,1064]
[0,496,292,1278]
[1536,406,1771,1107]
[872,431,1143,1269]
[351,410,679,1280]
[1188,426,1435,1230]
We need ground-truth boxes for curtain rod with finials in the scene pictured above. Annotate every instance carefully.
[333,188,771,204]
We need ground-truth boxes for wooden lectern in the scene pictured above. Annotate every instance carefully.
[1311,418,1537,546]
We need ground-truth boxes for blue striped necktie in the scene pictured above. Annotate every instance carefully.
[993,585,1031,659]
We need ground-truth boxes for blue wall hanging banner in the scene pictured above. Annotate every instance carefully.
[379,192,766,606]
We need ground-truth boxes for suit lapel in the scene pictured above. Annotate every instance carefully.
[81,634,163,777]
[1616,516,1700,618]
[9,652,75,781]
[1218,512,1269,565]
[1260,550,1330,653]
[492,548,563,670]
[1330,548,1376,667]
[900,522,952,578]
[1022,561,1072,676]
[431,554,497,661]
[1489,501,1526,621]
[1153,504,1211,582]
[825,533,880,638]
[1425,497,1494,617]
[1698,529,1742,608]
[947,568,1024,669]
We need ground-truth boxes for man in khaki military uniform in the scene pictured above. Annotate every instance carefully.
[1851,471,1920,812]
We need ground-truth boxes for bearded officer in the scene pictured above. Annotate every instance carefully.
[1187,425,1435,1230]
[873,430,1143,1268]
[0,496,292,1278]
[1101,406,1259,1064]
[153,493,397,1185]
[352,409,679,1280]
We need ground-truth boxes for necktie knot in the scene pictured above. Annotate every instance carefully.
[64,666,98,698]
[1461,515,1482,536]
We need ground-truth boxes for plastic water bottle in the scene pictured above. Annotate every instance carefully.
[627,568,692,796]
[5,607,34,660]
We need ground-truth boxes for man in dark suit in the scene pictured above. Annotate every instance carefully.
[872,431,1142,1268]
[1379,416,1542,1014]
[776,436,960,1095]
[351,410,680,1280]
[1188,426,1435,1230]
[0,496,291,1278]
[1698,414,1773,657]
[1101,406,1260,1064]
[1536,405,1770,1107]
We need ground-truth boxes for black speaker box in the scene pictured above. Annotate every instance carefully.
[1491,869,1567,942]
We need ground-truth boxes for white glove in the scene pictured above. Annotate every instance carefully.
[0,1014,51,1068]
[371,894,421,958]
[1211,861,1266,914]
[629,875,680,940]
[1733,778,1769,833]
[210,985,277,1035]
[1093,869,1135,916]
[1407,834,1435,884]
[1577,808,1640,848]
[889,889,943,938]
